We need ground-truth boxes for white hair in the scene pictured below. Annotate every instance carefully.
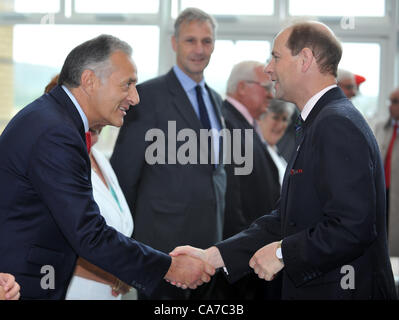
[226,61,265,94]
[336,68,355,83]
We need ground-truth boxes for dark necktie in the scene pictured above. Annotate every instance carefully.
[295,115,304,145]
[195,85,211,130]
[85,131,92,154]
[385,122,398,189]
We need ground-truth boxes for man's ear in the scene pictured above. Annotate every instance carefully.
[236,80,247,96]
[300,48,314,73]
[80,69,96,94]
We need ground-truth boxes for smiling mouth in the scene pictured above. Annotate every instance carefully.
[119,106,129,115]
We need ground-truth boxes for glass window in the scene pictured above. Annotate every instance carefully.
[172,0,274,18]
[74,0,159,14]
[205,40,270,96]
[289,0,385,17]
[0,0,60,13]
[13,24,159,110]
[12,24,159,157]
[338,42,381,118]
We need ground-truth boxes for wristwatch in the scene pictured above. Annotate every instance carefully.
[275,240,284,264]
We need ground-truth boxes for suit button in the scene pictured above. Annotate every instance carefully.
[289,221,296,227]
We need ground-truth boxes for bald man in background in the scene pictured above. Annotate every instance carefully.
[172,20,397,300]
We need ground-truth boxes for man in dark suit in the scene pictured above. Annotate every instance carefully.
[215,60,281,299]
[111,8,226,300]
[0,34,214,300]
[222,60,280,239]
[171,21,397,299]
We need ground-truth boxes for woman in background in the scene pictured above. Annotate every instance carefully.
[258,100,295,187]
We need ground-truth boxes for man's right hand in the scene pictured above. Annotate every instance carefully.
[164,254,215,289]
[170,245,225,270]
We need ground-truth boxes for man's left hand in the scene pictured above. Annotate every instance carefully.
[249,241,284,281]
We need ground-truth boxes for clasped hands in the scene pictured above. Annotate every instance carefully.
[164,241,284,289]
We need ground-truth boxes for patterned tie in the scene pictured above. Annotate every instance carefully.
[195,85,211,130]
[85,131,92,154]
[385,121,398,189]
[295,115,304,145]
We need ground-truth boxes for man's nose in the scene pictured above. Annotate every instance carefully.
[194,41,205,54]
[264,62,273,76]
[128,86,140,106]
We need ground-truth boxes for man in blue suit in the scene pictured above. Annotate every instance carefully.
[0,34,214,299]
[171,21,397,299]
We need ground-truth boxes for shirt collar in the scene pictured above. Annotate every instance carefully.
[173,65,206,92]
[62,85,89,133]
[226,96,255,126]
[301,84,337,121]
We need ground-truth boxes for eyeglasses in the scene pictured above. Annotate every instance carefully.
[245,80,273,92]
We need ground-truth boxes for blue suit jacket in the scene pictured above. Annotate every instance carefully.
[217,88,397,299]
[0,85,171,299]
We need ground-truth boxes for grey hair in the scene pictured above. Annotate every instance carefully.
[260,99,296,122]
[226,61,265,94]
[336,68,355,83]
[174,7,217,39]
[58,34,132,88]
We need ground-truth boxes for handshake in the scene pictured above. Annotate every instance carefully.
[163,241,284,290]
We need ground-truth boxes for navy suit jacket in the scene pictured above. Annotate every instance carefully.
[0,85,171,299]
[217,88,397,299]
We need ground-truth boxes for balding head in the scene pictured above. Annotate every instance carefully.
[284,21,342,77]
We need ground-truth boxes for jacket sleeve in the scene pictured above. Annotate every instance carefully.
[28,124,171,296]
[216,204,282,283]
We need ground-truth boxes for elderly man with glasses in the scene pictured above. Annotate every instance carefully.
[214,60,282,300]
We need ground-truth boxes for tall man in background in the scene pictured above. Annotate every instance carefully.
[111,8,226,299]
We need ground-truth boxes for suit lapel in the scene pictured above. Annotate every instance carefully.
[165,69,203,134]
[280,87,346,217]
[302,87,346,130]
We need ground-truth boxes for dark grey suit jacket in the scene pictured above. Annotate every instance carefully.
[217,88,397,300]
[111,69,226,254]
[222,100,280,239]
